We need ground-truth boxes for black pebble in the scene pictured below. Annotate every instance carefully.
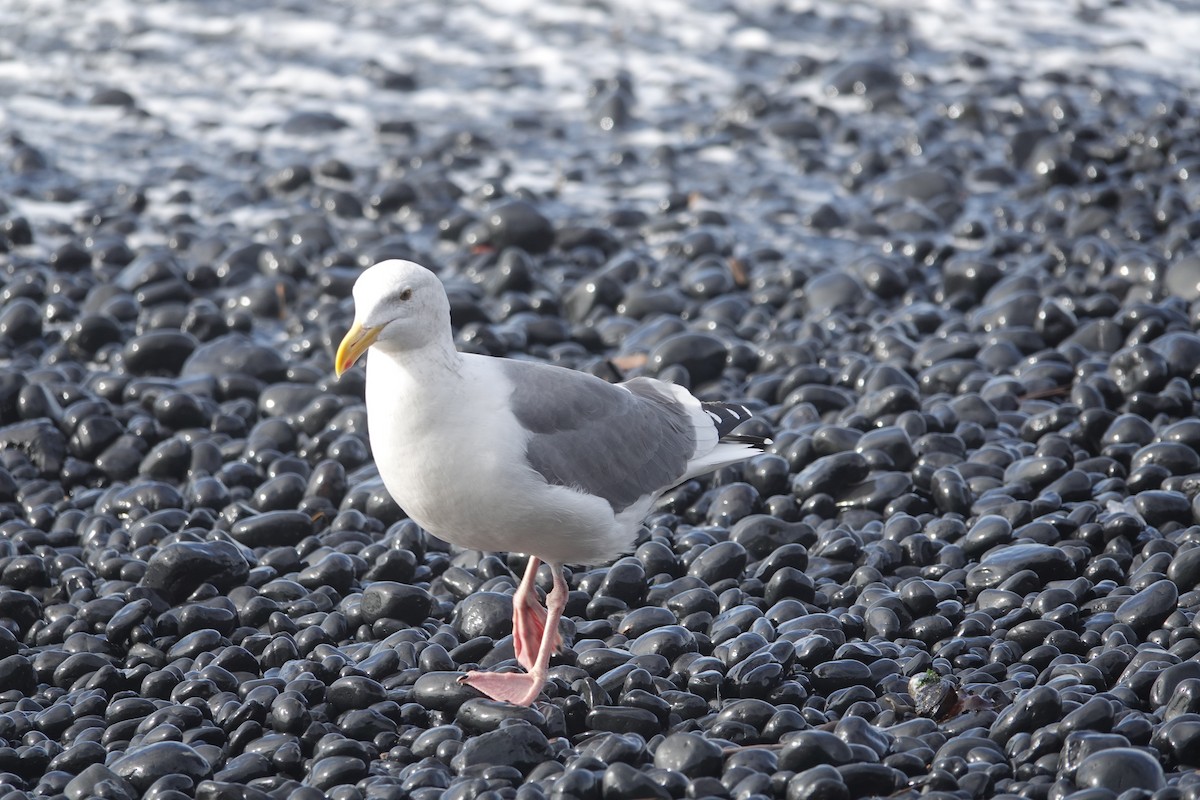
[450,722,551,775]
[649,332,728,385]
[652,731,722,777]
[230,510,313,547]
[360,580,433,625]
[141,541,250,604]
[108,741,212,792]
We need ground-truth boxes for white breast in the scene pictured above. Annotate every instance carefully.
[364,349,634,565]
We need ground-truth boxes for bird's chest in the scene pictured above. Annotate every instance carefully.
[364,358,528,543]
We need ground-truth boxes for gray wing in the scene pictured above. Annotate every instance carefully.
[500,360,697,513]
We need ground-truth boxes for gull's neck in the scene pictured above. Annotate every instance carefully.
[364,337,466,443]
[368,337,464,387]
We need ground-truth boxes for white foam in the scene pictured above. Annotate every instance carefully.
[2,0,1196,255]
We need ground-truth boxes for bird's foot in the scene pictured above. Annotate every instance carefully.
[513,596,561,672]
[458,670,545,706]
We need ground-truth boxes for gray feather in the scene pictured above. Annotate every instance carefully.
[501,361,696,513]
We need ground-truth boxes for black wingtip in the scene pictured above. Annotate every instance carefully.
[721,433,772,449]
[702,401,755,438]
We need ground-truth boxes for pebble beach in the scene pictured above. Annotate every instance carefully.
[2,1,1200,799]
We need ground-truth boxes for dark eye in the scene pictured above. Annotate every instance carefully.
[398,288,413,301]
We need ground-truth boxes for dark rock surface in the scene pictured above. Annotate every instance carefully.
[0,2,1198,800]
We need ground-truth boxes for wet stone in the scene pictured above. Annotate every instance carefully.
[450,722,551,775]
[965,543,1075,592]
[181,333,289,382]
[0,654,36,696]
[780,731,858,771]
[931,467,972,515]
[306,755,368,791]
[360,581,433,624]
[451,591,511,640]
[297,552,356,594]
[628,625,697,661]
[784,764,848,800]
[730,516,816,559]
[829,484,891,522]
[0,420,66,476]
[1130,490,1192,527]
[648,332,728,385]
[167,627,226,661]
[1074,747,1164,792]
[455,697,545,732]
[804,270,866,312]
[0,298,43,343]
[687,540,747,583]
[412,672,478,713]
[475,200,555,254]
[989,684,1062,742]
[792,452,870,499]
[597,559,646,605]
[1153,716,1200,767]
[838,763,904,797]
[1131,441,1200,475]
[108,740,212,792]
[1149,661,1200,710]
[281,109,348,133]
[586,705,661,737]
[140,540,250,604]
[230,510,313,548]
[1165,255,1200,301]
[1114,579,1178,635]
[600,761,671,800]
[64,763,137,800]
[652,732,722,777]
[121,330,197,376]
[1168,547,1200,592]
[810,659,873,693]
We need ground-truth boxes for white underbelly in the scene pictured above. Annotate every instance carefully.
[377,433,631,564]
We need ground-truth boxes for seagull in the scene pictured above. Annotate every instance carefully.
[335,259,768,706]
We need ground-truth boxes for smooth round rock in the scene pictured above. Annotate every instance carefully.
[652,732,722,777]
[359,581,433,625]
[649,332,728,385]
[1114,579,1178,635]
[109,741,212,792]
[140,541,251,604]
[965,543,1075,592]
[449,722,551,775]
[1074,747,1164,792]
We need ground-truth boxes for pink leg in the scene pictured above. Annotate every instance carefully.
[460,563,568,706]
[512,556,547,671]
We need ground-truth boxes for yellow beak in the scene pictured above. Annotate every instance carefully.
[335,321,381,377]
